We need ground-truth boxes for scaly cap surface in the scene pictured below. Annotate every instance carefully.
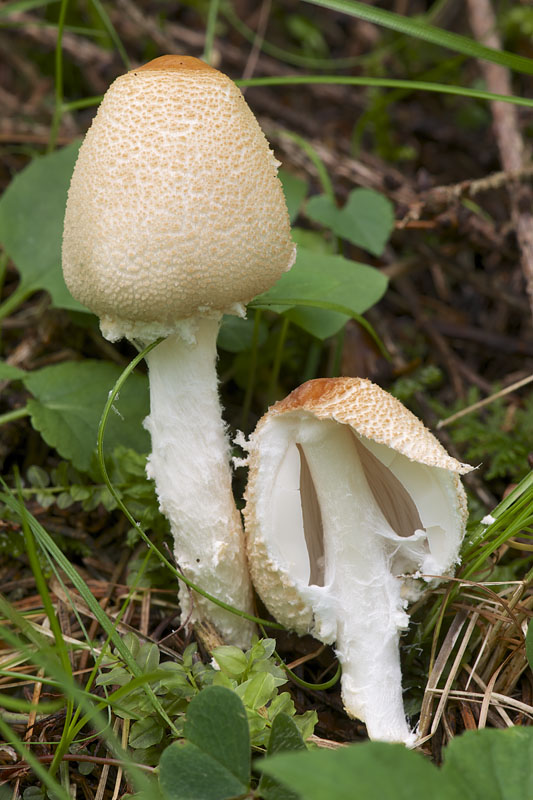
[265,377,472,473]
[62,55,295,342]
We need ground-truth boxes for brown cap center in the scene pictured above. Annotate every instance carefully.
[135,55,216,73]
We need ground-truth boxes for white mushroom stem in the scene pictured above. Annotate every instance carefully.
[143,316,254,648]
[297,419,418,743]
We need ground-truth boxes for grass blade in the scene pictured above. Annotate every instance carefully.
[303,0,533,76]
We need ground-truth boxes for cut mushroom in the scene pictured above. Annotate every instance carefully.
[243,377,473,743]
[62,55,296,648]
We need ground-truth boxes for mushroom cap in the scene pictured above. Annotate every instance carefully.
[62,55,296,342]
[265,377,472,474]
[244,377,472,636]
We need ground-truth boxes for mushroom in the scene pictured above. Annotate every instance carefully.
[243,378,472,742]
[62,55,296,648]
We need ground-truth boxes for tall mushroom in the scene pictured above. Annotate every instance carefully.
[62,55,295,648]
[243,378,472,742]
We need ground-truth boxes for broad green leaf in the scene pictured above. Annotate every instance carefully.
[0,362,26,381]
[279,169,309,223]
[218,315,267,353]
[22,360,149,471]
[259,741,452,800]
[184,686,250,786]
[306,189,394,256]
[258,713,307,800]
[303,0,533,76]
[251,247,388,336]
[261,728,533,800]
[291,226,335,254]
[284,305,348,340]
[526,619,533,670]
[442,728,533,800]
[0,142,86,312]
[159,742,248,800]
[158,687,250,800]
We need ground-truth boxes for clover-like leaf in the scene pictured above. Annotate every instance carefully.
[158,686,250,800]
[306,188,395,256]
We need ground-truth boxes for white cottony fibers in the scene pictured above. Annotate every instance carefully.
[289,418,413,742]
[144,317,254,648]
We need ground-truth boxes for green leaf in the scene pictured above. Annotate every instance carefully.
[260,729,533,800]
[26,465,50,488]
[0,362,26,381]
[442,728,533,800]
[22,360,150,471]
[136,642,161,673]
[526,619,533,671]
[258,714,307,800]
[303,0,533,76]
[218,315,267,353]
[251,246,387,339]
[284,306,348,340]
[159,742,247,800]
[212,645,249,679]
[279,169,308,223]
[306,189,395,256]
[184,687,250,785]
[266,713,306,755]
[237,672,277,711]
[259,741,451,800]
[129,717,164,750]
[158,686,250,800]
[0,142,87,313]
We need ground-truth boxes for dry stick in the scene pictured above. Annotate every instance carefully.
[241,0,272,82]
[463,664,514,726]
[438,372,533,428]
[479,661,510,729]
[418,610,468,740]
[426,688,533,718]
[429,612,480,738]
[466,0,533,318]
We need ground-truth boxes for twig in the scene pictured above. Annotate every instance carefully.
[438,372,533,428]
[241,0,272,81]
[466,0,533,318]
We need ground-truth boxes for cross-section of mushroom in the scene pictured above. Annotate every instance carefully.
[243,378,473,743]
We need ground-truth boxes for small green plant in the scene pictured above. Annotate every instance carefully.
[158,685,308,800]
[95,633,316,765]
